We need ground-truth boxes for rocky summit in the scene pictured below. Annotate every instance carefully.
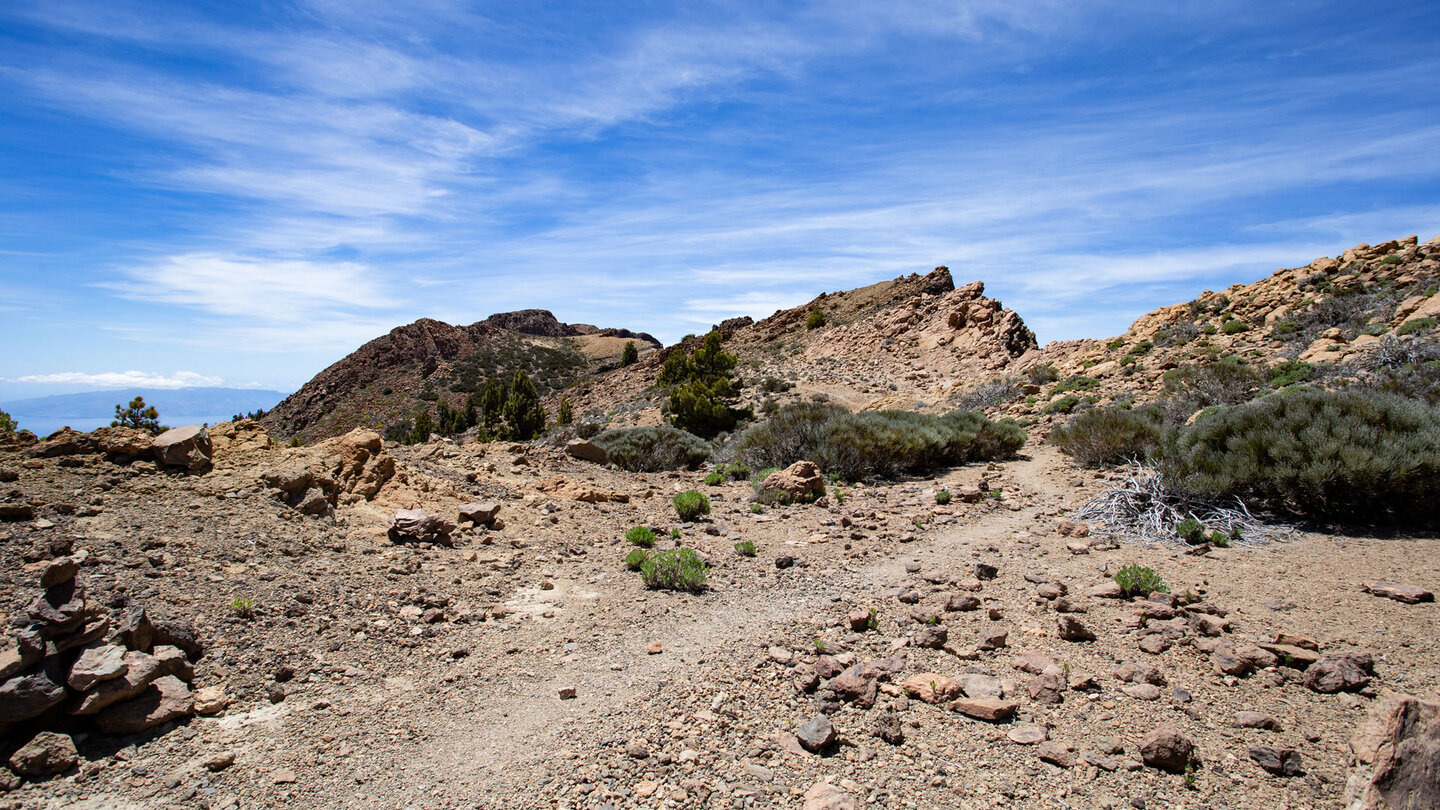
[2,237,1440,809]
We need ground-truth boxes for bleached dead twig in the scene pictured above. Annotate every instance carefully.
[1073,466,1295,547]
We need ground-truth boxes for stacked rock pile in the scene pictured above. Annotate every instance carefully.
[0,551,224,784]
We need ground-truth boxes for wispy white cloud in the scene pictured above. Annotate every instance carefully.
[5,370,224,388]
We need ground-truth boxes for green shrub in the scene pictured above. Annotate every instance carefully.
[556,396,574,426]
[621,341,639,366]
[640,548,709,592]
[1044,395,1080,414]
[731,401,1023,481]
[1202,323,1219,335]
[660,330,750,438]
[1175,517,1205,543]
[1157,389,1440,522]
[806,309,826,329]
[624,549,650,570]
[592,426,711,472]
[703,472,724,486]
[1397,317,1436,336]
[934,490,952,505]
[0,409,16,433]
[1048,404,1164,467]
[720,462,750,480]
[1222,320,1251,335]
[1209,530,1229,548]
[1126,340,1154,357]
[734,540,757,556]
[625,526,657,548]
[1161,360,1262,412]
[749,503,764,514]
[1025,363,1060,385]
[503,369,546,440]
[1380,254,1404,265]
[1268,360,1314,388]
[1050,376,1100,396]
[673,490,711,521]
[231,596,257,619]
[1271,320,1300,335]
[1114,564,1169,597]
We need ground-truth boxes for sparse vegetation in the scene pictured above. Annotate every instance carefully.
[231,595,257,619]
[624,549,649,570]
[934,490,952,505]
[621,341,639,366]
[1043,395,1080,415]
[1397,317,1436,336]
[1222,319,1251,334]
[659,330,751,438]
[1114,564,1169,597]
[732,401,1024,481]
[625,526,657,548]
[1048,404,1164,467]
[639,548,709,592]
[592,426,711,471]
[672,490,711,521]
[556,395,574,426]
[734,540,756,556]
[806,309,826,329]
[704,471,724,485]
[0,409,16,433]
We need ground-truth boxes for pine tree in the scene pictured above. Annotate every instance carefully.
[557,395,574,426]
[621,341,639,366]
[504,370,546,440]
[409,409,435,444]
[662,330,748,438]
[480,377,507,437]
[112,396,162,435]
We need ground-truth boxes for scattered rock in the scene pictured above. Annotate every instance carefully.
[6,731,77,777]
[95,674,194,734]
[1037,741,1076,768]
[796,715,837,753]
[1305,653,1371,694]
[388,508,455,546]
[1007,723,1049,745]
[951,697,1018,722]
[1249,745,1303,776]
[1234,711,1280,730]
[870,709,904,744]
[1056,615,1095,641]
[801,782,860,810]
[901,673,961,704]
[67,644,128,690]
[912,624,947,649]
[564,439,608,464]
[1139,725,1198,773]
[1364,582,1434,604]
[757,461,826,504]
[457,502,501,526]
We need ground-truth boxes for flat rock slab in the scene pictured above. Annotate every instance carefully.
[1365,582,1434,604]
[951,697,1017,722]
[96,674,194,735]
[68,644,128,691]
[1008,723,1049,745]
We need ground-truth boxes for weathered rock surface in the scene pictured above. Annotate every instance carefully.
[1345,694,1440,810]
[6,731,77,777]
[1140,725,1198,773]
[152,425,212,470]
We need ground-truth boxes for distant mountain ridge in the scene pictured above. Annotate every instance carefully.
[0,387,286,419]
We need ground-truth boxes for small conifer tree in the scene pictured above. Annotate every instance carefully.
[557,395,574,426]
[112,396,162,434]
[504,370,546,440]
[621,341,639,366]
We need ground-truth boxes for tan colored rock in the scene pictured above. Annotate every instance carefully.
[900,672,962,704]
[1364,582,1434,604]
[564,439,608,464]
[7,731,77,777]
[67,644,128,691]
[801,782,860,810]
[757,461,825,504]
[193,686,230,716]
[90,426,153,457]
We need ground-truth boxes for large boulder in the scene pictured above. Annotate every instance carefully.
[90,426,153,458]
[756,461,825,504]
[0,666,66,723]
[1345,694,1440,810]
[24,428,98,458]
[1140,725,1199,773]
[152,425,212,470]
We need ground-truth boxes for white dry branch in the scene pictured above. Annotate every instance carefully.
[1073,465,1295,547]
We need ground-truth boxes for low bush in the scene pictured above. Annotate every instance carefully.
[1161,360,1262,413]
[1397,317,1436,336]
[1048,404,1165,467]
[954,377,1020,410]
[1174,517,1205,543]
[1268,359,1314,388]
[1222,319,1250,334]
[1157,389,1440,523]
[231,596,257,619]
[731,401,1024,481]
[625,526,657,548]
[734,540,757,556]
[1050,376,1100,396]
[593,426,711,472]
[624,549,649,570]
[719,462,750,480]
[806,309,826,329]
[1114,564,1168,597]
[703,472,724,486]
[1025,363,1060,385]
[1043,395,1080,415]
[673,490,711,521]
[934,490,952,505]
[640,548,709,592]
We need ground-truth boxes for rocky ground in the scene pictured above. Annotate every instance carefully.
[2,419,1437,809]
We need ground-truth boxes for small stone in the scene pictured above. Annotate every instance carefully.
[1027,666,1067,705]
[558,686,578,700]
[743,762,774,782]
[646,642,663,655]
[913,624,947,649]
[945,594,980,611]
[1056,615,1095,641]
[846,609,872,630]
[1012,651,1053,674]
[1138,634,1173,654]
[973,562,998,580]
[205,752,236,772]
[1139,725,1198,773]
[1008,723,1049,745]
[1122,683,1163,701]
[1234,711,1279,730]
[950,697,1018,722]
[7,731,78,777]
[273,768,297,784]
[625,742,649,759]
[39,557,79,588]
[1249,745,1302,776]
[870,709,904,744]
[1305,653,1370,694]
[96,675,194,734]
[634,780,659,797]
[978,628,1008,650]
[901,673,962,704]
[801,782,860,810]
[1037,741,1075,768]
[194,686,231,716]
[796,715,836,753]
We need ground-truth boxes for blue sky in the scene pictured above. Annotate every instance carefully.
[1,0,1437,398]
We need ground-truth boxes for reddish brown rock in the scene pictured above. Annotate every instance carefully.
[96,675,194,734]
[1140,725,1198,773]
[1345,695,1440,809]
[950,697,1018,721]
[1364,582,1434,604]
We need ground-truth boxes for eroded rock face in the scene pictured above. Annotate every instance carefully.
[95,674,194,735]
[388,509,455,546]
[259,428,397,513]
[1345,694,1440,810]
